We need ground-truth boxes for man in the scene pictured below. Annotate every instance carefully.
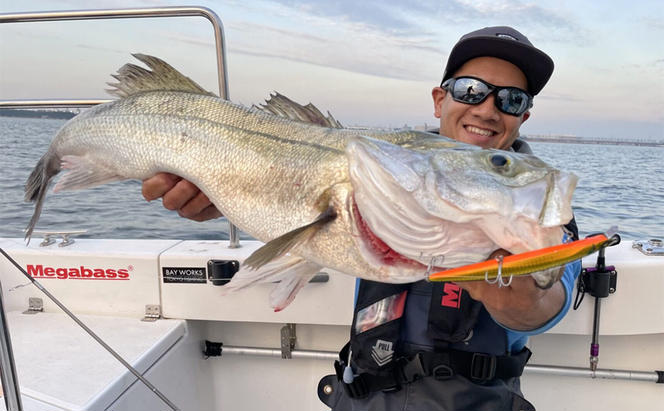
[142,26,580,410]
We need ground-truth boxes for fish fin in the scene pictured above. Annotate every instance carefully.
[243,207,337,269]
[252,92,343,128]
[222,255,306,292]
[221,255,321,310]
[270,265,320,311]
[106,53,216,98]
[52,155,125,193]
[24,152,61,242]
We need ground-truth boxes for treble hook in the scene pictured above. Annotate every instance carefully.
[484,254,513,287]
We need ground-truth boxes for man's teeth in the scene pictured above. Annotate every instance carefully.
[466,126,494,136]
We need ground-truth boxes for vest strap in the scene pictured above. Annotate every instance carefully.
[335,344,532,399]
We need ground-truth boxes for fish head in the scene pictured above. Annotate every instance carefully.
[428,147,577,227]
[346,135,577,269]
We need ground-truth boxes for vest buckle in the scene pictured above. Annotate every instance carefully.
[397,353,426,383]
[470,352,497,382]
[432,364,454,380]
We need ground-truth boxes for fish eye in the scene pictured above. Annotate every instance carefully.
[490,154,509,168]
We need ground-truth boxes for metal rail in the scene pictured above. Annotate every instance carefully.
[0,281,23,411]
[0,6,240,247]
[219,345,663,383]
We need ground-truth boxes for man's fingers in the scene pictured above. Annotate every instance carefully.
[178,191,214,219]
[142,173,223,222]
[162,179,201,211]
[182,205,223,222]
[142,173,181,201]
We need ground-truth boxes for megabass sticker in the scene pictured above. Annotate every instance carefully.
[162,266,207,284]
[26,264,131,280]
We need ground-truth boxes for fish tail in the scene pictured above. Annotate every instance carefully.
[24,152,61,242]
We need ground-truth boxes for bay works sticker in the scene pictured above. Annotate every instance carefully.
[162,266,207,284]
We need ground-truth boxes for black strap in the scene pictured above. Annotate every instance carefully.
[335,345,531,399]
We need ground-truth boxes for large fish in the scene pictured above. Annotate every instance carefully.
[25,54,577,309]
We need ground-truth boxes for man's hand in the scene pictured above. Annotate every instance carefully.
[142,173,222,222]
[457,249,565,331]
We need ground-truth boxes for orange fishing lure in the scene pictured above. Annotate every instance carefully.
[429,229,618,283]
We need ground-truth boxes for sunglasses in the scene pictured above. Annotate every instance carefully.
[440,76,533,116]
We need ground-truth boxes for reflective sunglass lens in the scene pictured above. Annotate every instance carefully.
[453,79,489,104]
[497,89,528,115]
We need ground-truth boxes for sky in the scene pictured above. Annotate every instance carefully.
[1,0,662,139]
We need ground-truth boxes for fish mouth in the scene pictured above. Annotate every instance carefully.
[351,197,427,269]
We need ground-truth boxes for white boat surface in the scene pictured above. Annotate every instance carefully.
[1,6,663,411]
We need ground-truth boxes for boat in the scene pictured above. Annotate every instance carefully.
[1,6,662,411]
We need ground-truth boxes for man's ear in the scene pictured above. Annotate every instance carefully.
[522,110,531,123]
[432,87,446,118]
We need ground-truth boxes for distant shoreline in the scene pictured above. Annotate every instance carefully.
[0,109,76,120]
[522,135,663,147]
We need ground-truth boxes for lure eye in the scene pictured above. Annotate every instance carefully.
[490,154,509,168]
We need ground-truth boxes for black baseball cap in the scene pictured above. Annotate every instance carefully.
[442,26,554,96]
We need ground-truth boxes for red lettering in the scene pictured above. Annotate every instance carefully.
[441,283,462,309]
[56,268,68,279]
[81,266,93,277]
[26,264,43,277]
[24,264,130,280]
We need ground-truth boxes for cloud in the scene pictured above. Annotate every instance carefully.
[536,92,582,102]
[265,0,583,43]
[228,20,330,43]
[640,16,664,31]
[222,16,444,82]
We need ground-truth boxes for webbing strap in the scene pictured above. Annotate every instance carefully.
[335,345,531,399]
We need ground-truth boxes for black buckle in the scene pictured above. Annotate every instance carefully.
[432,364,454,380]
[335,360,370,399]
[397,353,426,383]
[470,353,496,382]
[344,375,370,399]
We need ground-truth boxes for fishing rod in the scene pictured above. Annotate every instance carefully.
[0,247,181,411]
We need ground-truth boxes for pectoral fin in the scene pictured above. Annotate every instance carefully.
[269,263,321,311]
[221,254,322,310]
[243,207,336,269]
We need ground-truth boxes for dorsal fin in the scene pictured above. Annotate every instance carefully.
[252,92,343,128]
[106,53,216,98]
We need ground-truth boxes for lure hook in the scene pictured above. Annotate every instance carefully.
[484,254,513,287]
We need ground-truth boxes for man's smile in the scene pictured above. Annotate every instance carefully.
[464,125,497,137]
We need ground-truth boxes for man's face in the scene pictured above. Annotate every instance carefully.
[432,57,530,150]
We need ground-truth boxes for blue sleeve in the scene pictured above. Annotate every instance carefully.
[504,259,583,351]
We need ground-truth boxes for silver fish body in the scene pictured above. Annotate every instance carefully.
[25,55,577,308]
